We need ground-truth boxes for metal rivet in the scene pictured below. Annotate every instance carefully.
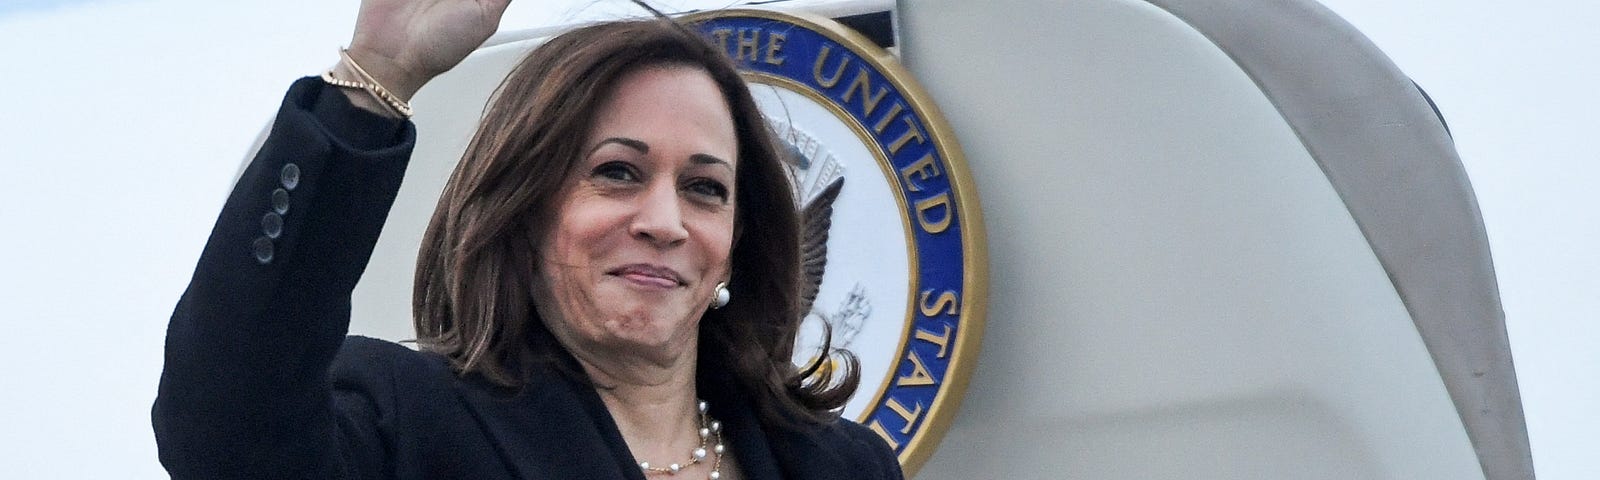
[262,212,283,239]
[280,163,301,191]
[271,188,290,215]
[252,237,274,264]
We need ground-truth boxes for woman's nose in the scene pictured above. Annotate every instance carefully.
[629,181,690,247]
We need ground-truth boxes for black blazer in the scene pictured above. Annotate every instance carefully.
[153,78,903,480]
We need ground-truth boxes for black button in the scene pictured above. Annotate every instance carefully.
[262,212,284,239]
[280,163,301,191]
[253,237,274,264]
[271,188,290,215]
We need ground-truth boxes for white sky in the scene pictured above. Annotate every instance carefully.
[0,0,1592,478]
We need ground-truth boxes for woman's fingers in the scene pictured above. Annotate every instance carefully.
[347,0,515,99]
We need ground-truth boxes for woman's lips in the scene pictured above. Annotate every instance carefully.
[610,264,684,288]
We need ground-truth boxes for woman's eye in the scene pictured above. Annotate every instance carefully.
[592,161,639,182]
[686,179,730,202]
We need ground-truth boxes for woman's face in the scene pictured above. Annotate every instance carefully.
[535,65,739,366]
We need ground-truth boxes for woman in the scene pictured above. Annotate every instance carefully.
[152,0,902,479]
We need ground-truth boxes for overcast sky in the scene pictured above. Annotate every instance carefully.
[0,0,1592,478]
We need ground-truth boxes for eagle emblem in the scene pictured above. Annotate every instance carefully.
[772,118,869,349]
[695,11,985,473]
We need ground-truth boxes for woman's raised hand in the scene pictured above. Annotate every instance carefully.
[346,0,514,100]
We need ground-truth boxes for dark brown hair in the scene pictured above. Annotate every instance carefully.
[412,17,858,425]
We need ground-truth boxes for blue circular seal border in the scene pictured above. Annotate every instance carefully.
[692,10,988,475]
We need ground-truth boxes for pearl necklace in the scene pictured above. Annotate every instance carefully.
[638,400,726,479]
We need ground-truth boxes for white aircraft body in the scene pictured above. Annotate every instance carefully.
[289,1,1532,478]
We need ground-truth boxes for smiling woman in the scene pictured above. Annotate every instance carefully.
[534,66,740,372]
[150,0,900,479]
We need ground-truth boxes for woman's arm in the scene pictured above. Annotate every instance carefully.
[153,78,415,479]
[152,1,510,478]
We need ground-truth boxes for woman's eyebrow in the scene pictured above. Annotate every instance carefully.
[589,137,650,156]
[589,137,729,169]
[690,153,731,169]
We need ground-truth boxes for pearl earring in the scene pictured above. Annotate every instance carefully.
[711,282,730,309]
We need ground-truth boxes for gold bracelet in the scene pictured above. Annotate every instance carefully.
[320,48,414,118]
